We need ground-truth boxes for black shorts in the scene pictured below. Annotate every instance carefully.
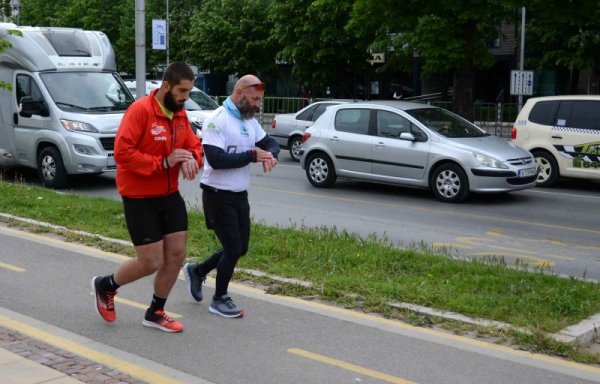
[122,191,188,246]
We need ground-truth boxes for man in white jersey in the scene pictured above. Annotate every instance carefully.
[183,75,279,317]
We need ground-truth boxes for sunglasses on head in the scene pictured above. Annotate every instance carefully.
[241,82,266,91]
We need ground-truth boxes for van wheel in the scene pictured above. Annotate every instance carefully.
[532,150,558,187]
[37,147,68,189]
[431,163,469,203]
[288,136,302,162]
[306,152,336,188]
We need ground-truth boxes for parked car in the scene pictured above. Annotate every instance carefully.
[268,101,348,161]
[299,101,538,202]
[512,95,600,187]
[124,80,218,135]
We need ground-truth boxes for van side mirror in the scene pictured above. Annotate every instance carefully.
[19,96,49,118]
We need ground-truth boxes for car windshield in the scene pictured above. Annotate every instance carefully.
[40,72,134,112]
[406,107,488,138]
[189,90,218,110]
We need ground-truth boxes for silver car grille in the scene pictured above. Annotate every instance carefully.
[506,157,534,166]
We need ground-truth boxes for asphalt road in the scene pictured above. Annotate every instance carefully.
[1,225,600,384]
[3,152,600,280]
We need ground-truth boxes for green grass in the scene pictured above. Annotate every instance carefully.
[1,180,600,361]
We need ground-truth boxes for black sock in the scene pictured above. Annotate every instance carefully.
[148,294,167,313]
[101,274,120,292]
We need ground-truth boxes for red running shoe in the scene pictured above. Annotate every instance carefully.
[142,309,183,333]
[91,276,117,323]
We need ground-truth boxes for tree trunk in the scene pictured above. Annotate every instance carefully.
[453,68,474,121]
[452,21,476,122]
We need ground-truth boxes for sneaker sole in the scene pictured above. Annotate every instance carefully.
[142,319,183,333]
[183,264,203,303]
[90,276,115,324]
[208,305,245,318]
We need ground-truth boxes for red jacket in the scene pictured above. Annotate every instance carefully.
[115,89,202,198]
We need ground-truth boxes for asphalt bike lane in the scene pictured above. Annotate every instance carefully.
[1,225,599,384]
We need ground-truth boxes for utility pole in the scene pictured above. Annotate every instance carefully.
[135,0,146,97]
[166,0,169,66]
[518,7,526,111]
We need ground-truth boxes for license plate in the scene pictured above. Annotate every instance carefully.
[518,167,537,177]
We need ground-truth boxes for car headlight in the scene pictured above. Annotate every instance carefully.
[60,119,98,133]
[473,153,508,169]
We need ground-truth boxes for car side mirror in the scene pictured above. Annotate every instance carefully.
[399,132,416,141]
[19,96,49,118]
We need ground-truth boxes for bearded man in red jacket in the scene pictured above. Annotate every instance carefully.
[91,62,202,333]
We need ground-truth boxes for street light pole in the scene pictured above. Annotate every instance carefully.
[518,7,526,111]
[166,0,169,66]
[135,0,146,97]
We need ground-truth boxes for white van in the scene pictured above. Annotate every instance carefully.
[512,95,600,187]
[0,23,133,188]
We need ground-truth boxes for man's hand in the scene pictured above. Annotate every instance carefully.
[256,149,278,173]
[180,158,200,180]
[165,149,199,180]
[166,149,195,167]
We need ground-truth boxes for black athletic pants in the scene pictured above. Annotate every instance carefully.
[198,186,250,298]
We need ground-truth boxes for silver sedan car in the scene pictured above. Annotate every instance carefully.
[268,101,347,161]
[299,101,538,202]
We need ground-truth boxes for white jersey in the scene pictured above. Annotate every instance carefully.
[200,106,266,192]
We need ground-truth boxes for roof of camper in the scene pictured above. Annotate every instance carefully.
[0,23,116,72]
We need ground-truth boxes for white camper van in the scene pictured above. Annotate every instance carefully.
[0,23,134,188]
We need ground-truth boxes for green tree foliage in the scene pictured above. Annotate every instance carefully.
[348,0,517,119]
[525,0,600,93]
[269,0,370,96]
[186,0,277,77]
[17,0,66,26]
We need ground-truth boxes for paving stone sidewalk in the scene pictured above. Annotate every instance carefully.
[0,325,147,384]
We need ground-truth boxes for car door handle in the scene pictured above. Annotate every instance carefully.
[331,136,340,141]
[551,135,562,139]
[374,142,385,147]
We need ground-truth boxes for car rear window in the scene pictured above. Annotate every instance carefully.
[528,101,558,125]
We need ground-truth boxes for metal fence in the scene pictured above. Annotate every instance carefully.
[212,96,518,137]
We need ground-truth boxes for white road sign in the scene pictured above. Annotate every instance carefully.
[510,70,534,95]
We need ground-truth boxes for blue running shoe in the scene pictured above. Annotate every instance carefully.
[183,263,206,302]
[209,295,244,318]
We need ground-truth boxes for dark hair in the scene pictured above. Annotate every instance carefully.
[162,62,195,86]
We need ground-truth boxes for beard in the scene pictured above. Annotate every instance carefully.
[164,89,185,112]
[236,96,258,119]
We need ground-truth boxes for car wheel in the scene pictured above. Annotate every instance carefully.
[288,136,302,162]
[532,150,559,187]
[37,146,68,189]
[431,163,469,203]
[306,152,336,188]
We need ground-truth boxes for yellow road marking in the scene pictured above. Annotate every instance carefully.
[487,245,575,261]
[0,314,184,384]
[486,230,506,237]
[431,242,473,249]
[0,261,25,272]
[467,252,555,267]
[89,293,182,319]
[288,348,416,384]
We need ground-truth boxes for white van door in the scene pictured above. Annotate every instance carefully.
[14,73,51,167]
[552,100,600,179]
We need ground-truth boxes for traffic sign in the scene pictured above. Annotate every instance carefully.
[510,70,534,95]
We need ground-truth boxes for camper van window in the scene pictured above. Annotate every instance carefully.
[40,72,133,112]
[43,30,91,57]
[16,75,44,104]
